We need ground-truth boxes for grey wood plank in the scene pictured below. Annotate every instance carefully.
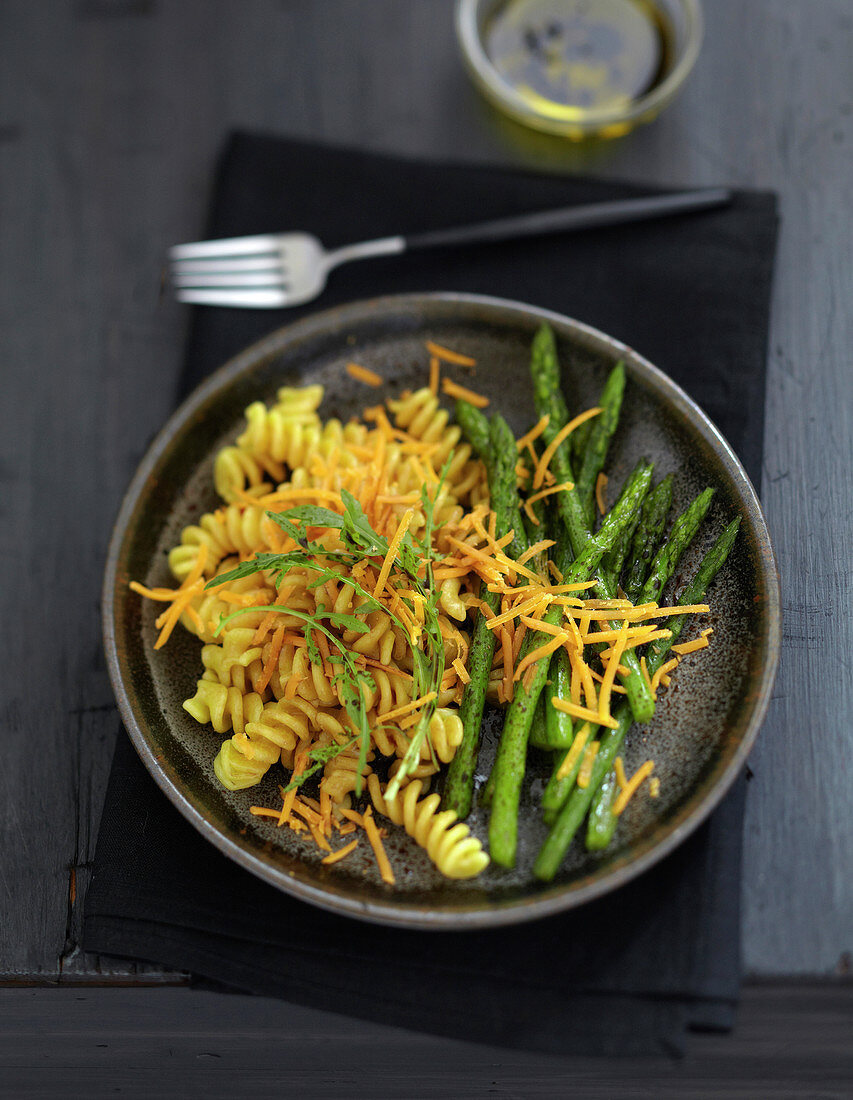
[0,0,850,982]
[0,983,850,1099]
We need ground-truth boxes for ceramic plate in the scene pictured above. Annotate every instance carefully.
[103,293,779,928]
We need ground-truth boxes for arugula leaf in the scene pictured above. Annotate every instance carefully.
[266,509,341,555]
[279,736,359,794]
[340,489,388,555]
[206,552,288,588]
[312,603,370,635]
[281,505,345,529]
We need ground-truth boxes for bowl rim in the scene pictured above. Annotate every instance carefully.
[102,290,780,930]
[454,0,704,134]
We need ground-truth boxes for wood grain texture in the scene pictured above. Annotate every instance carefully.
[0,983,850,1099]
[0,0,850,981]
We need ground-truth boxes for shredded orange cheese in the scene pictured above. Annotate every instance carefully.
[322,838,359,865]
[595,472,608,515]
[255,624,285,693]
[612,761,656,815]
[278,755,308,826]
[425,340,476,366]
[441,377,489,408]
[429,355,440,395]
[597,619,630,725]
[129,543,209,650]
[576,740,601,788]
[452,657,470,684]
[516,539,556,565]
[551,698,619,730]
[372,508,415,599]
[362,807,395,885]
[523,481,575,524]
[513,634,568,682]
[346,361,383,387]
[377,691,437,723]
[515,415,550,452]
[672,632,712,655]
[249,806,283,820]
[650,656,680,695]
[532,407,602,489]
[556,723,592,780]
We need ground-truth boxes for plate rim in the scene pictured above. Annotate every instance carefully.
[102,291,781,929]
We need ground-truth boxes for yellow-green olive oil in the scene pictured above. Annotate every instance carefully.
[484,0,673,121]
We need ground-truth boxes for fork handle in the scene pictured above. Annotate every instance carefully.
[402,189,732,252]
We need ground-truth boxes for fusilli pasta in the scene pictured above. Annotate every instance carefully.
[135,363,495,882]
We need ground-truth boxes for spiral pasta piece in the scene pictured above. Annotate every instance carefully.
[181,566,275,643]
[213,445,283,503]
[387,387,486,502]
[214,738,276,790]
[183,680,264,736]
[212,695,321,792]
[274,384,326,415]
[320,741,375,804]
[244,697,318,752]
[368,775,489,879]
[237,402,364,478]
[168,502,283,581]
[387,756,439,785]
[438,576,467,622]
[428,707,465,764]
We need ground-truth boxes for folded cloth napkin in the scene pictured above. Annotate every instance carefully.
[85,131,779,1057]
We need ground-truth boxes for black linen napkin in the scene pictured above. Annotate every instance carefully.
[85,132,778,1057]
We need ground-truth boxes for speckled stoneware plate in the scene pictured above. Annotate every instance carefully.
[103,292,780,929]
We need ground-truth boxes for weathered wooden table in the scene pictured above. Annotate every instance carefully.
[2,1,850,1094]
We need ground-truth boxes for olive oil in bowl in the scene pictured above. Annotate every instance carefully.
[456,0,702,139]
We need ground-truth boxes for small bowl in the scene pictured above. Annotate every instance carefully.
[455,0,703,140]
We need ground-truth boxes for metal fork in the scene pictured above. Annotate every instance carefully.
[169,188,732,309]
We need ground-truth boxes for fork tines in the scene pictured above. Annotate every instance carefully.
[169,233,290,307]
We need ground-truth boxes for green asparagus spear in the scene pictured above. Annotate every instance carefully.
[537,517,741,875]
[518,432,547,542]
[599,463,649,589]
[575,363,626,527]
[541,461,649,771]
[584,768,620,848]
[542,647,575,750]
[584,474,671,846]
[529,327,654,724]
[531,324,572,443]
[527,695,552,751]
[534,705,633,879]
[489,413,530,562]
[645,516,742,668]
[538,464,651,824]
[586,516,742,851]
[442,413,523,819]
[546,484,715,826]
[571,416,594,472]
[541,721,593,823]
[623,474,673,600]
[454,398,492,464]
[442,584,500,818]
[589,466,656,726]
[487,461,653,867]
[639,487,715,604]
[530,325,589,556]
